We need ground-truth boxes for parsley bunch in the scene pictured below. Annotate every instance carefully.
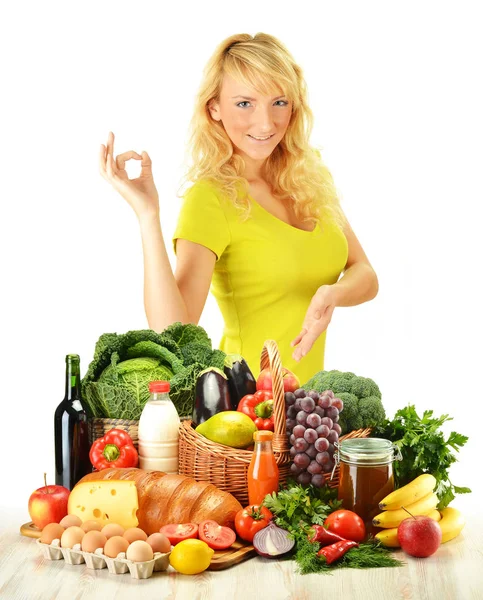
[263,481,341,535]
[374,404,471,508]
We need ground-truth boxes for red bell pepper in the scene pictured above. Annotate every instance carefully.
[237,390,274,431]
[89,428,139,471]
[317,540,359,564]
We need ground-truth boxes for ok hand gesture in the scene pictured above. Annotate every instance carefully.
[99,131,159,220]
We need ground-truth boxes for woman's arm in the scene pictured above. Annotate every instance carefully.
[291,215,378,361]
[139,214,188,329]
[100,132,215,332]
[139,215,216,331]
[331,217,379,307]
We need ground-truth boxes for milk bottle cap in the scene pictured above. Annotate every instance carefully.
[149,381,170,393]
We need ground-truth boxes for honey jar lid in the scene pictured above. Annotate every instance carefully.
[336,437,402,465]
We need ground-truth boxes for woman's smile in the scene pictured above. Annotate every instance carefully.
[247,133,276,143]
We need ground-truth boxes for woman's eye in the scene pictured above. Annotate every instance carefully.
[236,100,289,108]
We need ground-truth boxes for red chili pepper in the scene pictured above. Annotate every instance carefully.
[237,390,274,431]
[89,428,139,471]
[308,525,347,546]
[317,540,359,564]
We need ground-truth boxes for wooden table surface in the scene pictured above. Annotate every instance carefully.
[1,508,482,600]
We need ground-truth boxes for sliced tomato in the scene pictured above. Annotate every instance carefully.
[198,520,236,550]
[159,523,199,545]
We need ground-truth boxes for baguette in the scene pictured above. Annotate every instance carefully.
[77,468,242,535]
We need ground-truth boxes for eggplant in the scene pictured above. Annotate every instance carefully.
[192,367,231,426]
[223,354,257,410]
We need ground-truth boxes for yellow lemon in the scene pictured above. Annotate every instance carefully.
[169,539,214,575]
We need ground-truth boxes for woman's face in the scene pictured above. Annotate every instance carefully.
[209,73,292,176]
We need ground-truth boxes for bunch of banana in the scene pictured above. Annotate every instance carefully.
[378,474,437,511]
[374,474,466,547]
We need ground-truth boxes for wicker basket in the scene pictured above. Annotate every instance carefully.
[179,339,372,505]
[88,417,139,450]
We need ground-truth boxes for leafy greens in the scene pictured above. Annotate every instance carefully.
[82,323,225,419]
[374,404,471,509]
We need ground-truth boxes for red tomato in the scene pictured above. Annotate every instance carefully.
[235,505,273,542]
[198,520,236,550]
[324,510,366,543]
[159,523,199,545]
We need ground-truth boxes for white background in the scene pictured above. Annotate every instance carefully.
[1,1,481,520]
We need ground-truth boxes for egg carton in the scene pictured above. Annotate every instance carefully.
[35,539,171,579]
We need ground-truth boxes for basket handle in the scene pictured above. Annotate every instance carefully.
[260,340,287,454]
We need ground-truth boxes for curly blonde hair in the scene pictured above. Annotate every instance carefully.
[179,32,346,230]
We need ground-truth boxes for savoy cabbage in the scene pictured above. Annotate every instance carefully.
[82,323,225,419]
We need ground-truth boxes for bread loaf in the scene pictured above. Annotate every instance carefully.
[77,468,242,535]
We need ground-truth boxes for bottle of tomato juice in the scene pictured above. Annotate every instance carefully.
[247,430,280,505]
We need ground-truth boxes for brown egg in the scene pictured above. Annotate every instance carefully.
[81,530,107,553]
[146,532,171,554]
[81,520,103,533]
[101,523,125,539]
[123,527,148,543]
[104,535,129,558]
[59,515,82,528]
[40,523,65,545]
[126,540,154,562]
[61,526,85,548]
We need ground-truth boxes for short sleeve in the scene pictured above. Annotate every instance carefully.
[172,181,230,260]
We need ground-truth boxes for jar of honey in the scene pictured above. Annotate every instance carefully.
[334,438,402,535]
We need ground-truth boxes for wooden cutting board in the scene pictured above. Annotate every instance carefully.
[20,522,256,571]
[208,539,256,570]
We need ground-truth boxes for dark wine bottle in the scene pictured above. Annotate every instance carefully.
[54,354,92,489]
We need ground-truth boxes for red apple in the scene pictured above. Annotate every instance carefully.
[257,367,300,394]
[28,473,70,530]
[397,515,442,558]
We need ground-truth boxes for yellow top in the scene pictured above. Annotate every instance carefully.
[173,180,348,385]
[253,430,274,442]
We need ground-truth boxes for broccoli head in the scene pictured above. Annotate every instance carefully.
[336,392,359,422]
[302,370,380,399]
[302,369,385,433]
[336,392,364,433]
[302,370,355,393]
[328,377,354,394]
[358,396,386,428]
[348,376,381,399]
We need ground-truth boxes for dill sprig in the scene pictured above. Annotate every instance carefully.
[295,534,405,575]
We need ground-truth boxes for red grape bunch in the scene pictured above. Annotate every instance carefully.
[285,388,344,488]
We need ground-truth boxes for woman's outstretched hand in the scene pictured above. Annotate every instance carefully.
[291,285,338,362]
[99,131,160,220]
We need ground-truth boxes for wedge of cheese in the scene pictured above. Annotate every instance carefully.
[68,480,139,529]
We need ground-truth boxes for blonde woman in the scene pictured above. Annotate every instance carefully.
[99,33,378,384]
